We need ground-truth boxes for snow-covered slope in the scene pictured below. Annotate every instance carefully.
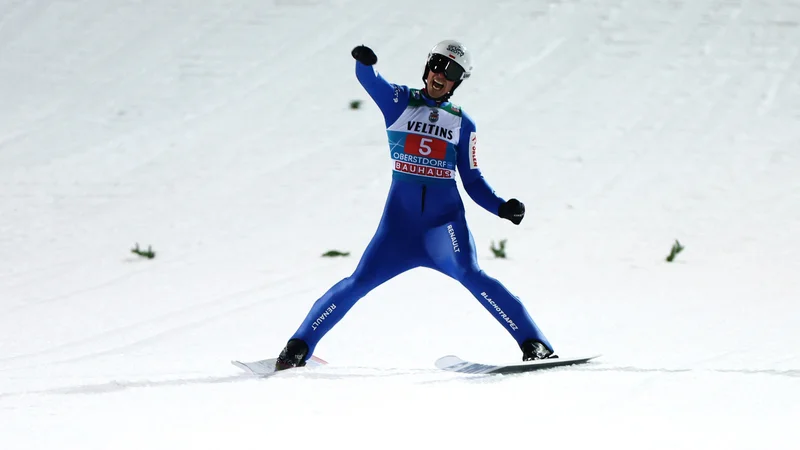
[2,1,798,449]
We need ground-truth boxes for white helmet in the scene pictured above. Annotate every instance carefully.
[427,39,473,80]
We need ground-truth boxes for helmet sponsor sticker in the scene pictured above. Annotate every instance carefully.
[447,44,465,57]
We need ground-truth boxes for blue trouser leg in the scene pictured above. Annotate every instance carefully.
[291,215,419,357]
[423,216,553,351]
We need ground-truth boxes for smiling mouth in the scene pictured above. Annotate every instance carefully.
[432,79,445,90]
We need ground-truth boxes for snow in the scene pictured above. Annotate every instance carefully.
[1,0,799,448]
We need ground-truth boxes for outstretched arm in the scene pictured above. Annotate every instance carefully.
[456,115,506,216]
[457,114,527,224]
[352,45,406,126]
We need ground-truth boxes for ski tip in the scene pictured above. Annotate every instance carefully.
[231,360,259,375]
[434,355,464,369]
[309,355,329,365]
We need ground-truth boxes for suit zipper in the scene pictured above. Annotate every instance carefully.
[421,185,427,213]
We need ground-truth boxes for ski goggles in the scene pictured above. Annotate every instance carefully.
[427,54,466,81]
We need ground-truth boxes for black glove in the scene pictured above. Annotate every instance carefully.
[499,199,525,225]
[351,45,377,66]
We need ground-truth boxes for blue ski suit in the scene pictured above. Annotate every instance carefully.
[290,61,552,358]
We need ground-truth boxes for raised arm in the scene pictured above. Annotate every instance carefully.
[352,45,407,126]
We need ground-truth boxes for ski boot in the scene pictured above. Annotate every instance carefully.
[275,338,309,371]
[521,339,558,361]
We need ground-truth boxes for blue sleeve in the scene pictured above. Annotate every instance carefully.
[456,112,505,216]
[355,61,408,126]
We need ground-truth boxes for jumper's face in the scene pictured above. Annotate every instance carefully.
[425,70,455,99]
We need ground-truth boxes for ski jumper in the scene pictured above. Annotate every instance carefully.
[290,61,552,358]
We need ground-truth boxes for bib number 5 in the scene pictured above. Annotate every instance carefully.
[418,138,433,156]
[404,134,446,159]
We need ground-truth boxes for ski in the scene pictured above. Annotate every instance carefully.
[232,355,328,376]
[435,354,600,375]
